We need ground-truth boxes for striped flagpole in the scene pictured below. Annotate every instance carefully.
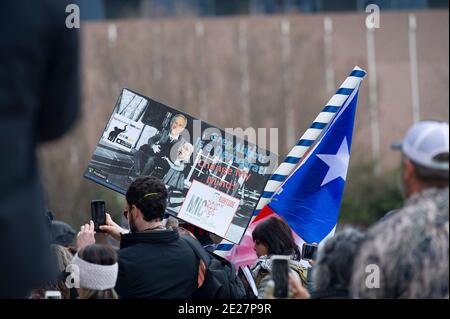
[214,66,367,257]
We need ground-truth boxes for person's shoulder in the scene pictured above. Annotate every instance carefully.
[117,245,135,260]
[168,236,199,271]
[176,235,200,255]
[404,187,449,209]
[357,188,449,262]
[367,190,437,235]
[398,187,449,224]
[353,210,405,267]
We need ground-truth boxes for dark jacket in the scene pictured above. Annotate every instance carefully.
[140,130,182,158]
[0,0,79,297]
[115,228,198,299]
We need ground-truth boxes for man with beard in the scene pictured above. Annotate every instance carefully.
[76,176,198,299]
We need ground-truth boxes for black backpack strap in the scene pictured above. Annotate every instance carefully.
[180,235,211,265]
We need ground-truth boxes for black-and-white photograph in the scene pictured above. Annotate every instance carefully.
[84,88,276,243]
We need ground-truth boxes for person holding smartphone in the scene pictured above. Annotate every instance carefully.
[250,217,310,299]
[76,176,199,299]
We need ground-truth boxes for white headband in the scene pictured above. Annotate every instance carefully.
[71,253,118,291]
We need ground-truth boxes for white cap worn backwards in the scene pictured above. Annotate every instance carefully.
[392,120,449,171]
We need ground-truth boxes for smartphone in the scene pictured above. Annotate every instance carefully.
[45,291,62,299]
[302,243,318,261]
[271,255,290,298]
[91,200,106,232]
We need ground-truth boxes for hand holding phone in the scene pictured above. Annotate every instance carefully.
[91,200,106,232]
[302,243,318,261]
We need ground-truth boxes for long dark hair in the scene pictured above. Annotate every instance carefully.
[252,217,301,260]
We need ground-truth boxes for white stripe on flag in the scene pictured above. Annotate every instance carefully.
[340,76,363,90]
[285,145,309,160]
[271,162,298,177]
[314,112,335,124]
[301,128,323,141]
[263,180,283,192]
[255,200,269,211]
[326,94,348,107]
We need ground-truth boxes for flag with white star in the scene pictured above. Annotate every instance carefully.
[214,67,366,268]
[267,86,361,244]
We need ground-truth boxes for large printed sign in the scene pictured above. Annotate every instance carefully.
[84,88,278,244]
[178,180,240,237]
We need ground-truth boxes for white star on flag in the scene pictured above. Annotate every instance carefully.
[317,137,350,187]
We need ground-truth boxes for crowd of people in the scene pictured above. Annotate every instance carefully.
[0,0,448,301]
[14,119,448,299]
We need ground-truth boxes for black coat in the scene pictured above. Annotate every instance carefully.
[116,228,198,299]
[0,0,80,297]
[139,130,182,157]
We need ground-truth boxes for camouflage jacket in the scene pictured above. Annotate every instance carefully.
[350,187,449,299]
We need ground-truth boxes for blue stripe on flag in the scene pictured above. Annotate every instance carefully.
[310,122,327,129]
[336,88,353,95]
[322,105,340,113]
[350,70,366,78]
[216,243,233,251]
[297,139,314,147]
[284,156,300,164]
[270,174,286,182]
[252,209,261,217]
[261,191,274,198]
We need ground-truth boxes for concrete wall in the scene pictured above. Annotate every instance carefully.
[38,10,449,224]
[81,10,448,167]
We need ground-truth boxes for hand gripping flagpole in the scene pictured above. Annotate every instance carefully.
[214,66,367,257]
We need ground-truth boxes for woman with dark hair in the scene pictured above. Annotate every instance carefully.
[251,217,309,298]
[71,244,119,299]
